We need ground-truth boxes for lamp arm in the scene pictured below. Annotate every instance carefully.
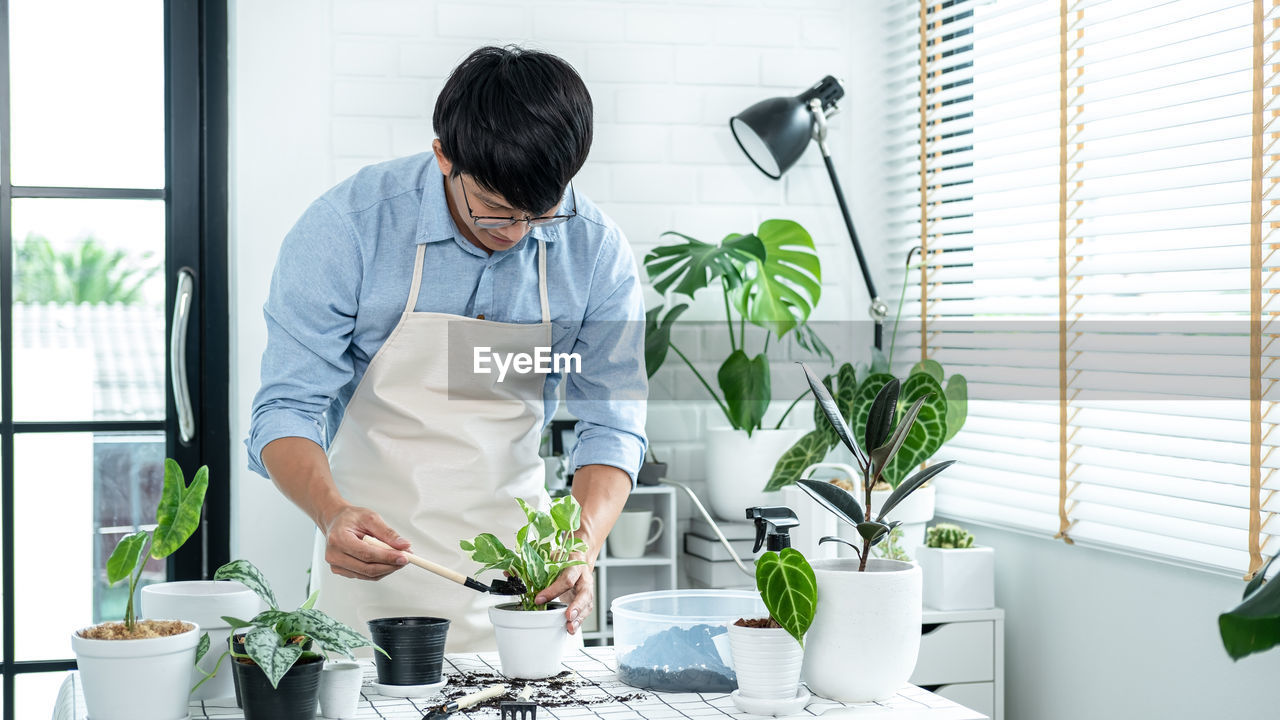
[808,101,889,349]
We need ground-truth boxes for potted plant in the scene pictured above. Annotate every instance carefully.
[460,494,589,679]
[915,523,994,610]
[768,359,967,548]
[792,362,957,702]
[727,548,816,714]
[70,459,209,720]
[645,219,828,519]
[209,559,384,720]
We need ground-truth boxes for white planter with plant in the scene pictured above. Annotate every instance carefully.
[791,365,958,702]
[461,494,588,679]
[916,523,994,610]
[71,460,210,720]
[644,220,828,520]
[727,547,816,714]
[210,559,385,720]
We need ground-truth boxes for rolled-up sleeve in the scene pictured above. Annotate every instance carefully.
[565,229,649,485]
[245,198,363,477]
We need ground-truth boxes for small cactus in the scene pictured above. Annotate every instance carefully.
[926,523,974,549]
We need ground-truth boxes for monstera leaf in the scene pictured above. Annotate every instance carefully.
[1221,551,1280,660]
[755,548,817,647]
[644,231,765,298]
[644,303,688,378]
[718,350,770,434]
[853,373,948,488]
[729,220,822,338]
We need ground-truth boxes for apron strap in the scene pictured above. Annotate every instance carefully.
[537,238,550,324]
[405,243,427,313]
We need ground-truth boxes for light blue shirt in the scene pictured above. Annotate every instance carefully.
[246,153,648,482]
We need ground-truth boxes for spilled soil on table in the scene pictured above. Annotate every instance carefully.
[443,669,648,711]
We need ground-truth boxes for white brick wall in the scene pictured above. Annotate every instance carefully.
[324,0,885,516]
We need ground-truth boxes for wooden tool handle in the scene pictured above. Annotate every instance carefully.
[456,683,509,710]
[361,534,468,586]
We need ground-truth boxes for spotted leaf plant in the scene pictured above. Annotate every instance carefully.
[460,494,589,611]
[795,362,958,571]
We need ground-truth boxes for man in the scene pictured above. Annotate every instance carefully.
[246,46,646,651]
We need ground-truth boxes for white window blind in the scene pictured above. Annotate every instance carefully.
[885,0,1278,576]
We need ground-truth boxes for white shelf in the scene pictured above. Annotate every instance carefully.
[598,554,671,567]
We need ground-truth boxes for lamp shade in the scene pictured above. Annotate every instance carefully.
[729,96,812,179]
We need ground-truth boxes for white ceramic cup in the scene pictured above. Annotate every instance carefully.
[319,660,364,718]
[608,510,664,558]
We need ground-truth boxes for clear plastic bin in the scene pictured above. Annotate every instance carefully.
[611,589,766,693]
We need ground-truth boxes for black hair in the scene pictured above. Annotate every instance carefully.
[433,46,593,216]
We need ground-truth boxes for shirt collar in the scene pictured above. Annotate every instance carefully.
[416,156,563,249]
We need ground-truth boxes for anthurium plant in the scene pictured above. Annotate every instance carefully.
[1220,551,1280,660]
[751,548,817,647]
[795,362,957,571]
[460,494,589,611]
[644,219,829,436]
[105,459,209,634]
[203,559,384,690]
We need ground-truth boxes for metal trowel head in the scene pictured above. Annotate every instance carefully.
[489,576,527,595]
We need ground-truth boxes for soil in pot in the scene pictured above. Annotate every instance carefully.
[78,619,191,640]
[733,618,780,629]
[233,652,323,720]
[368,616,449,686]
[617,623,737,693]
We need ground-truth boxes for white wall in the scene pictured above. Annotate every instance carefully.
[955,520,1280,720]
[229,0,879,608]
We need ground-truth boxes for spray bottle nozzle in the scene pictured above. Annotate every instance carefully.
[747,506,800,553]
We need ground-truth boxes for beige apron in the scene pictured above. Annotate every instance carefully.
[312,239,552,653]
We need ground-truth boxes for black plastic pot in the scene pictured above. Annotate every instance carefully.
[368,616,450,685]
[232,631,313,708]
[232,653,323,720]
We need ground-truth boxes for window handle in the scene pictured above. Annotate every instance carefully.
[171,268,196,444]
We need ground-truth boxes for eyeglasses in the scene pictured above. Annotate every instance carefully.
[459,178,577,229]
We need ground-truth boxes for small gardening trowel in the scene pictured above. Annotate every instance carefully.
[362,535,527,595]
[421,683,509,720]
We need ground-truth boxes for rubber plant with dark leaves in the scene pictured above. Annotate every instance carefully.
[460,494,589,611]
[94,460,208,640]
[644,219,829,436]
[1219,550,1280,661]
[199,559,384,690]
[795,363,957,571]
[742,548,816,646]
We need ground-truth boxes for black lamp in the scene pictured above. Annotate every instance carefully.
[730,75,888,349]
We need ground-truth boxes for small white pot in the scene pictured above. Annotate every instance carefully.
[319,660,364,719]
[726,622,803,699]
[802,558,921,702]
[488,603,569,679]
[916,545,995,610]
[71,621,201,720]
[141,580,262,701]
[705,427,807,521]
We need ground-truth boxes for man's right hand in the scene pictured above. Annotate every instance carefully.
[321,505,411,580]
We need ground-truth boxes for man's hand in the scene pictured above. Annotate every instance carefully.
[322,505,411,580]
[534,552,593,634]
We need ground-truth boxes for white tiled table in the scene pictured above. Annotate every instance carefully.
[53,648,986,720]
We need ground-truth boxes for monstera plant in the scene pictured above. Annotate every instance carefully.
[644,219,828,436]
[767,358,967,491]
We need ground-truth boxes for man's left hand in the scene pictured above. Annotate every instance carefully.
[534,552,593,634]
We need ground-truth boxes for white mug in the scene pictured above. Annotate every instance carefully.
[608,510,664,558]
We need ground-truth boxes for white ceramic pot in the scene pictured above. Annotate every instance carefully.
[141,580,262,700]
[488,603,569,679]
[71,621,201,720]
[916,545,995,610]
[802,558,921,702]
[319,660,364,719]
[705,427,807,521]
[726,622,803,700]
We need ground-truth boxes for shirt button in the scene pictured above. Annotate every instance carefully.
[477,314,485,320]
